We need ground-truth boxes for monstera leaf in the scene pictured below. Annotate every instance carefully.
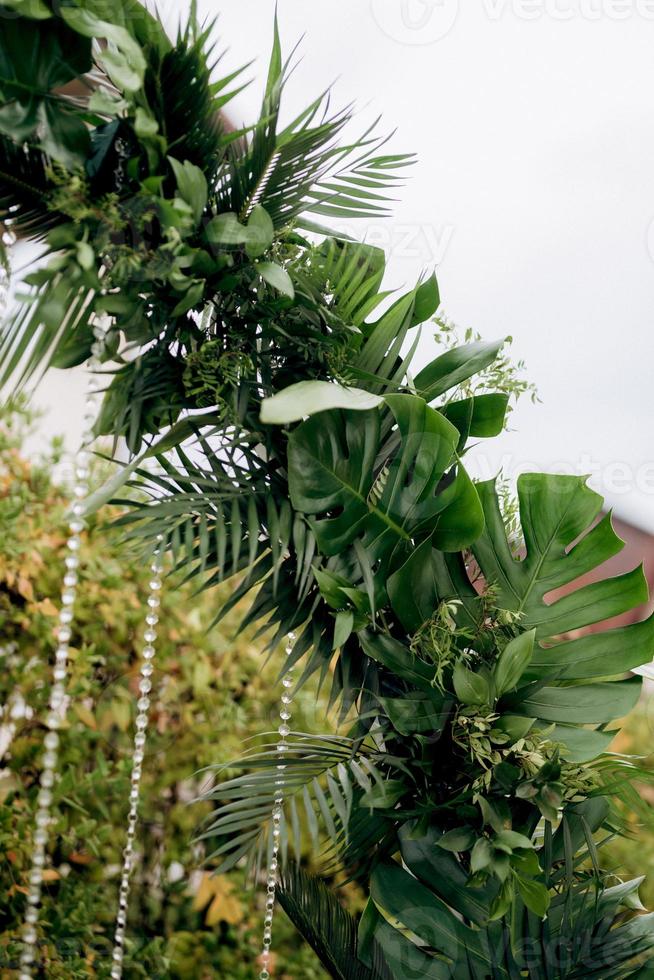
[359,816,654,980]
[472,474,654,756]
[287,394,484,581]
[473,474,654,680]
[0,16,92,165]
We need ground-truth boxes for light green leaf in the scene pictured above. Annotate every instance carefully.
[245,205,274,258]
[514,872,550,918]
[60,9,147,93]
[261,381,383,425]
[437,827,476,852]
[87,89,129,115]
[471,838,493,873]
[453,662,490,706]
[135,107,159,138]
[493,630,535,697]
[494,830,534,852]
[168,156,208,225]
[257,261,294,298]
[205,212,250,245]
[333,610,354,650]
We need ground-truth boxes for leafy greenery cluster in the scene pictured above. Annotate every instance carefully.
[0,405,329,978]
[2,2,654,978]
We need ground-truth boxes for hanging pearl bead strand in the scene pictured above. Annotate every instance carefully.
[259,630,296,980]
[109,536,164,979]
[19,323,108,980]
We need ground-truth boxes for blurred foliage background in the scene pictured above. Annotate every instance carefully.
[0,402,652,977]
[0,405,331,978]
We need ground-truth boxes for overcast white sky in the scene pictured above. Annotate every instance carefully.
[27,0,654,529]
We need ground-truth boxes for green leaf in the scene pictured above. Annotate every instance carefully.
[360,779,405,810]
[358,631,436,693]
[245,204,274,258]
[376,691,450,737]
[59,8,147,93]
[288,395,483,578]
[437,827,476,852]
[441,393,509,440]
[493,630,535,697]
[0,16,91,161]
[453,662,490,706]
[261,381,383,425]
[49,326,92,369]
[474,474,654,681]
[370,861,502,974]
[399,824,496,926]
[135,107,159,139]
[171,280,204,317]
[168,156,208,225]
[414,338,507,402]
[277,863,376,980]
[38,101,90,170]
[495,714,536,741]
[265,10,283,100]
[205,212,250,245]
[0,0,52,17]
[257,261,294,298]
[411,272,440,325]
[369,917,451,980]
[514,872,550,918]
[549,724,615,762]
[513,678,642,724]
[387,540,480,634]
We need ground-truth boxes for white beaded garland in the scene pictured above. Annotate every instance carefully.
[108,537,164,979]
[19,322,107,977]
[258,630,296,980]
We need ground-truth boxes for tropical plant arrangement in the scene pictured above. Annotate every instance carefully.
[2,1,654,977]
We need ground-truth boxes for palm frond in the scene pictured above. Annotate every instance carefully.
[0,135,60,240]
[144,17,251,182]
[277,863,381,980]
[197,733,389,877]
[0,276,96,395]
[294,237,388,332]
[214,20,412,228]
